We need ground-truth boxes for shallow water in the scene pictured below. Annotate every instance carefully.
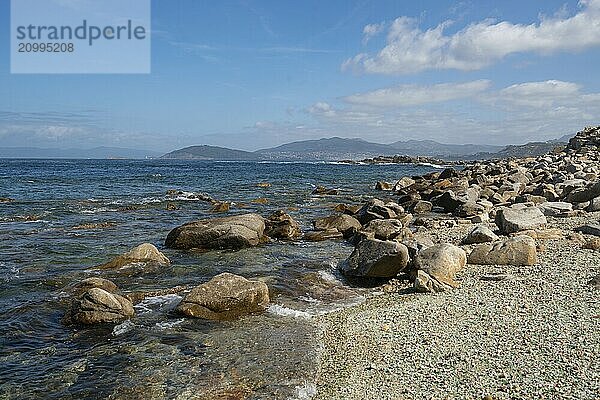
[0,159,436,399]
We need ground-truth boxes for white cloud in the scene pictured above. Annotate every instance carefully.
[362,22,386,44]
[343,80,491,107]
[344,0,600,74]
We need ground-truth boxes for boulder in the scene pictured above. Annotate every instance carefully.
[588,196,600,212]
[165,213,266,250]
[265,210,301,240]
[210,201,231,213]
[575,222,600,237]
[98,243,170,269]
[412,200,433,214]
[176,273,269,320]
[341,238,410,278]
[361,219,406,241]
[375,181,393,191]
[414,244,467,287]
[566,181,600,203]
[539,202,573,217]
[313,214,361,238]
[433,190,466,213]
[69,277,118,295]
[355,199,399,224]
[303,229,344,242]
[495,205,547,234]
[66,288,134,325]
[454,201,485,217]
[462,225,499,244]
[468,236,537,266]
[394,177,416,191]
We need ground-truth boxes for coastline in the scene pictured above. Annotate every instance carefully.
[315,213,600,399]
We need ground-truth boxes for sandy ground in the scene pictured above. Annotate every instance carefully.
[315,214,600,400]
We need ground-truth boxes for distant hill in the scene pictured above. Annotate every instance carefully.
[0,146,160,159]
[161,145,260,160]
[389,140,503,157]
[256,137,394,160]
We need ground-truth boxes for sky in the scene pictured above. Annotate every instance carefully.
[1,0,600,152]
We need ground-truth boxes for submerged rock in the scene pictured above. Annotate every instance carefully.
[97,243,170,270]
[303,229,344,242]
[468,236,538,266]
[341,237,409,278]
[414,244,466,288]
[176,273,269,320]
[265,210,301,240]
[312,186,339,195]
[65,288,134,325]
[165,213,266,250]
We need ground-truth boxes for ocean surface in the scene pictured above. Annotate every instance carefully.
[0,159,438,399]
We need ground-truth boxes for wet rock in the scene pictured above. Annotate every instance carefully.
[210,201,231,213]
[97,243,170,270]
[313,213,361,238]
[312,186,339,195]
[256,182,271,188]
[69,277,118,295]
[165,213,266,250]
[468,236,538,266]
[303,229,344,242]
[176,273,269,320]
[495,204,547,234]
[375,181,393,191]
[251,197,269,205]
[265,210,301,240]
[165,202,179,211]
[462,225,499,244]
[65,288,134,325]
[341,238,410,278]
[575,222,600,237]
[71,222,117,230]
[414,244,467,288]
[539,202,573,217]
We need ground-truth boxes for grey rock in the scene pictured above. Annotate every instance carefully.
[342,238,410,278]
[97,243,170,270]
[314,213,361,238]
[165,213,266,250]
[575,222,600,237]
[539,202,573,217]
[495,205,547,234]
[66,288,134,325]
[468,236,538,266]
[462,225,499,244]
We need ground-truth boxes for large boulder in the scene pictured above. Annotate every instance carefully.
[98,243,170,269]
[360,219,408,241]
[414,244,466,288]
[65,288,134,325]
[68,277,118,295]
[462,225,499,245]
[341,238,410,278]
[539,202,573,217]
[468,236,537,266]
[176,273,269,320]
[165,213,266,250]
[265,210,301,240]
[495,205,547,234]
[313,213,361,238]
[566,181,600,203]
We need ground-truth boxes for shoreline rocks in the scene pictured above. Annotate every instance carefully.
[341,237,410,278]
[468,236,538,266]
[65,287,134,325]
[97,243,170,270]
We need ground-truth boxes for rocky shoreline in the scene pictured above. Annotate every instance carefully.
[57,126,600,398]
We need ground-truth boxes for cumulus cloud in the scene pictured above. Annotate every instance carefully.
[343,80,491,107]
[344,0,600,74]
[362,22,386,44]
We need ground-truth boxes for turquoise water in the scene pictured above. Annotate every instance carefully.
[0,159,436,399]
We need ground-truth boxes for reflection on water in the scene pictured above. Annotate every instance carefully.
[0,159,434,399]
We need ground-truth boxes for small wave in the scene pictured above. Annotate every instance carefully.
[81,208,118,214]
[267,304,312,319]
[418,162,447,169]
[134,294,182,314]
[112,320,135,336]
[154,318,186,330]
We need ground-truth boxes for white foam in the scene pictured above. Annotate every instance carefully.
[112,320,135,336]
[134,294,182,314]
[267,304,312,319]
[154,318,186,330]
[292,382,317,400]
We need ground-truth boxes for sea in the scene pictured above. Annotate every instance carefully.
[0,159,439,399]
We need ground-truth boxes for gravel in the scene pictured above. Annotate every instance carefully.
[315,213,600,400]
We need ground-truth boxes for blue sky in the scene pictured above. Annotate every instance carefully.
[1,0,600,151]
